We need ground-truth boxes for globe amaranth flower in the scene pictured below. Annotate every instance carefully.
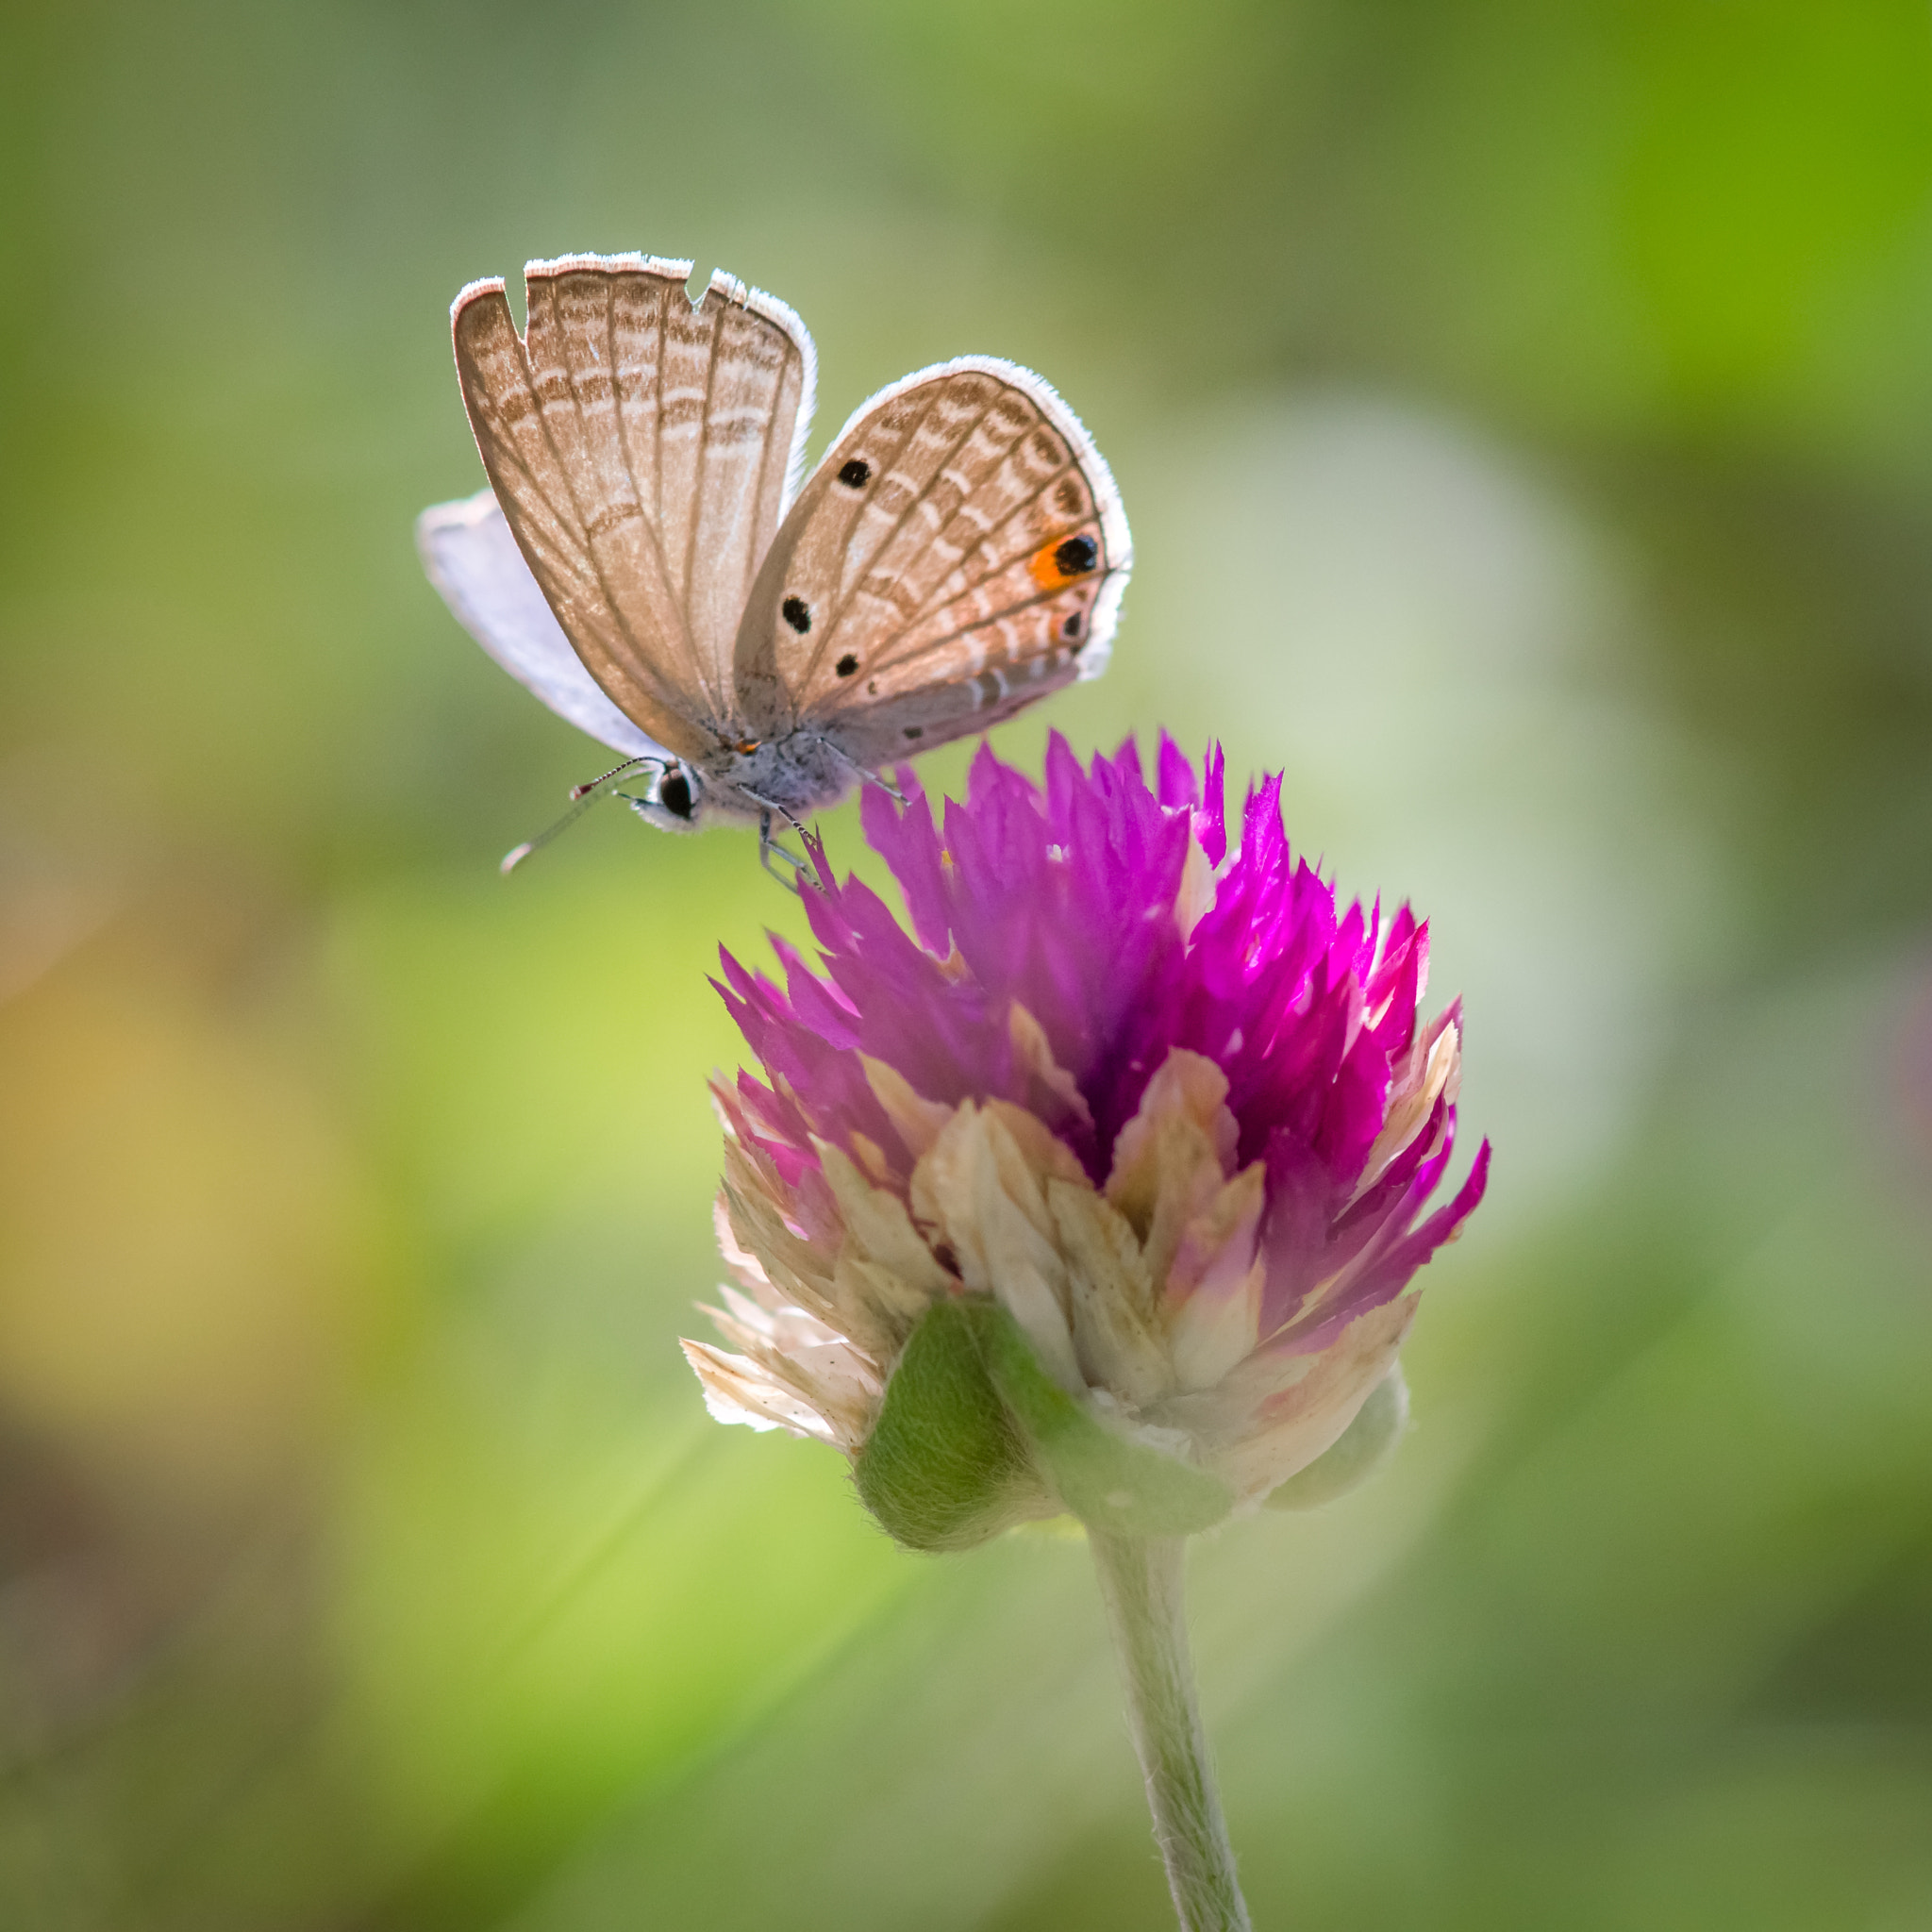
[682,736,1490,1549]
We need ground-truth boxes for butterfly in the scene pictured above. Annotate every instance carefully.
[416,253,1132,866]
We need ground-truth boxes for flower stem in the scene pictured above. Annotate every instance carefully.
[1089,1532,1252,1932]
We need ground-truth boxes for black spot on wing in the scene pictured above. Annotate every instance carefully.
[782,596,811,633]
[838,458,872,488]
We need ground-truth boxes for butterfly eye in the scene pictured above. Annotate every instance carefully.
[658,770,696,821]
[782,596,812,633]
[836,654,859,677]
[838,458,872,488]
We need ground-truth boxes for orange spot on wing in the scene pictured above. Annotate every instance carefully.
[1028,541,1067,591]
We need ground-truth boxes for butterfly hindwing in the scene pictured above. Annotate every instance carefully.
[731,358,1130,756]
[452,256,815,759]
[415,490,669,762]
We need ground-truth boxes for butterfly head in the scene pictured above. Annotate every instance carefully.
[621,760,707,834]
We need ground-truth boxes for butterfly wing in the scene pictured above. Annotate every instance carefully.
[730,357,1129,764]
[451,254,816,760]
[416,489,670,761]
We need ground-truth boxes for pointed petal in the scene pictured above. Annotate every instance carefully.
[909,1103,1083,1391]
[1047,1178,1169,1405]
[680,1340,841,1443]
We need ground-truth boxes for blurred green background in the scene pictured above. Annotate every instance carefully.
[4,2,1931,1926]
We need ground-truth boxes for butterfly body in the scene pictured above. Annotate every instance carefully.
[683,730,853,830]
[418,254,1130,845]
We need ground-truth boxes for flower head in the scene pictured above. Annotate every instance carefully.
[683,736,1489,1546]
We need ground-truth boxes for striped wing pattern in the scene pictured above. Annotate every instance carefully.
[451,256,814,760]
[735,358,1130,762]
[415,490,667,761]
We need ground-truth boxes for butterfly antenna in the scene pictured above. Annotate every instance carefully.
[500,756,666,874]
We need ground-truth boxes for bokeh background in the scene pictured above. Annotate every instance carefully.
[4,2,1931,1926]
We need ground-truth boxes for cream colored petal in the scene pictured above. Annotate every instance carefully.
[713,1191,782,1305]
[1108,1048,1237,1203]
[1106,1050,1241,1274]
[713,1190,755,1270]
[1048,1177,1170,1405]
[906,1103,974,1242]
[816,1142,956,1297]
[1162,1160,1268,1392]
[1165,1254,1264,1393]
[1174,830,1217,941]
[685,1321,881,1453]
[1151,1133,1228,1291]
[982,1098,1088,1191]
[1164,1161,1266,1306]
[719,1131,805,1235]
[710,1281,849,1356]
[861,1054,956,1161]
[680,1339,841,1443]
[1212,1297,1417,1506]
[713,1280,773,1334]
[910,1102,1083,1391]
[720,1175,844,1332]
[791,1143,956,1352]
[778,1338,885,1446]
[1008,1001,1094,1130]
[832,1255,939,1340]
[719,1166,817,1289]
[1351,1013,1460,1205]
[848,1130,895,1188]
[717,1103,807,1212]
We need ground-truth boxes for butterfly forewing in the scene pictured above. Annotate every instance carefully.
[733,358,1129,753]
[453,256,814,759]
[643,276,812,714]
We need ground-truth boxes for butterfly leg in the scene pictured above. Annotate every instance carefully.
[813,734,908,806]
[758,810,810,882]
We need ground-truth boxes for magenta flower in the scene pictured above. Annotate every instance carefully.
[683,735,1489,1542]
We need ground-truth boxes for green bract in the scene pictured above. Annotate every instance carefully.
[855,1297,1236,1551]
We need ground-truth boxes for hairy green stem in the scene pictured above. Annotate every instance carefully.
[1089,1532,1252,1932]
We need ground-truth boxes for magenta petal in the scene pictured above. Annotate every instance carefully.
[1157,733,1200,812]
[1198,744,1229,866]
[861,774,953,958]
[1275,1136,1492,1356]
